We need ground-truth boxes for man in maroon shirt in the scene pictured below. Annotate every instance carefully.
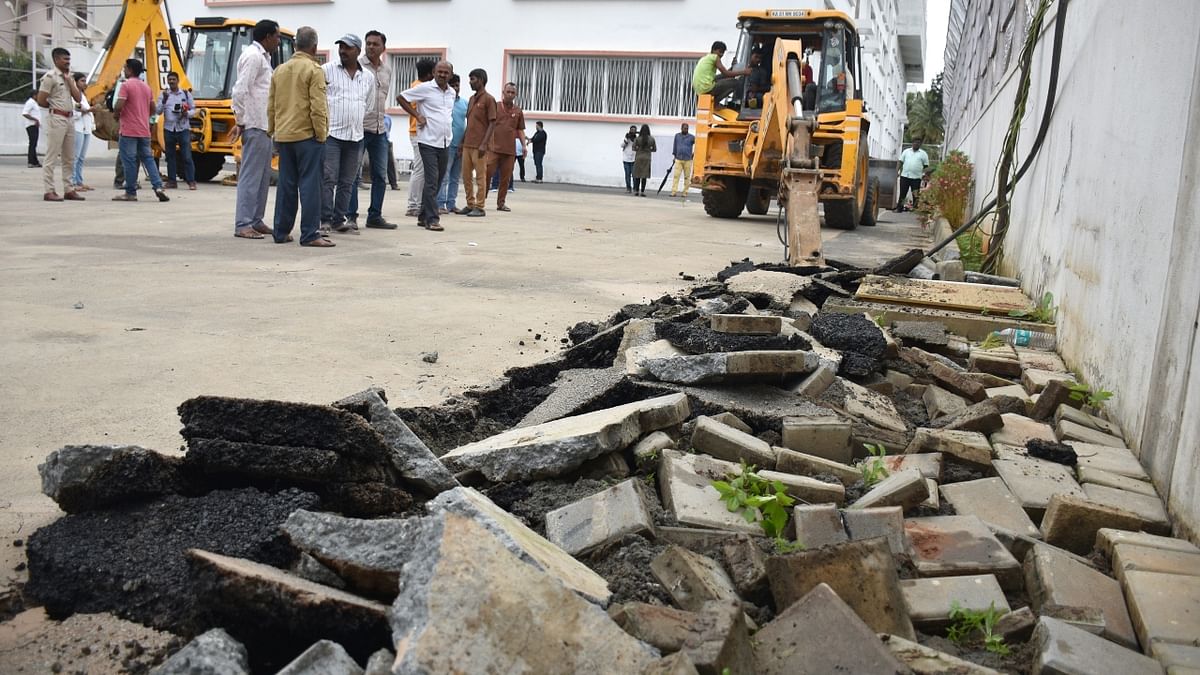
[112,59,168,202]
[484,82,527,212]
[460,68,496,217]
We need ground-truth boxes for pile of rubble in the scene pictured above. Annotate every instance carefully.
[16,256,1200,674]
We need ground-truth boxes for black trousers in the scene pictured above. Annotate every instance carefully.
[26,126,39,165]
[897,176,922,210]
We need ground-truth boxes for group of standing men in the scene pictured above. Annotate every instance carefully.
[229,20,544,247]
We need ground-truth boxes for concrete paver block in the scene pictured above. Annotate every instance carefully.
[658,450,762,535]
[709,411,753,434]
[275,640,363,675]
[633,431,676,465]
[721,535,769,600]
[987,384,1031,402]
[792,504,849,549]
[625,339,687,377]
[969,351,1022,378]
[1096,529,1200,560]
[928,360,988,402]
[842,506,906,555]
[904,515,1022,590]
[1041,494,1165,556]
[765,537,916,639]
[790,362,838,398]
[1021,368,1076,395]
[1082,484,1170,533]
[1032,617,1162,675]
[881,452,943,481]
[1068,441,1151,480]
[1057,419,1126,447]
[753,583,908,675]
[850,469,929,511]
[774,448,860,486]
[880,633,1004,675]
[1151,642,1200,674]
[992,452,1086,521]
[1015,348,1067,373]
[1077,465,1158,497]
[1123,570,1200,652]
[545,479,655,557]
[650,545,740,612]
[690,415,777,469]
[923,384,970,421]
[1111,543,1200,585]
[780,416,853,464]
[940,477,1041,539]
[841,379,909,433]
[1055,404,1122,437]
[900,574,1010,631]
[989,413,1056,447]
[710,313,783,335]
[905,428,993,468]
[1025,544,1139,649]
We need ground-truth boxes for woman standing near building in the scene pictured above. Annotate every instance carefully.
[71,73,94,191]
[632,124,656,197]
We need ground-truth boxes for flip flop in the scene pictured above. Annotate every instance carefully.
[301,237,336,247]
[234,229,264,239]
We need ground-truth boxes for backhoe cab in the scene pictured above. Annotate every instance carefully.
[693,9,879,231]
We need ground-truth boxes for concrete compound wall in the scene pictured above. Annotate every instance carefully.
[943,0,1200,540]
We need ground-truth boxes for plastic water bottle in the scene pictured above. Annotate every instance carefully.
[997,328,1056,350]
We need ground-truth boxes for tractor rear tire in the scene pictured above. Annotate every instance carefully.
[702,178,749,219]
[193,153,227,183]
[823,198,859,230]
[746,187,772,215]
[860,176,880,227]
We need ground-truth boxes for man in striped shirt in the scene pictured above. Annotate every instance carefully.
[321,34,375,234]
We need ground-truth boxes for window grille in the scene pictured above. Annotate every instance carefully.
[510,54,697,118]
[387,52,444,107]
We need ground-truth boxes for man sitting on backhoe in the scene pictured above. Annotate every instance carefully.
[692,41,750,105]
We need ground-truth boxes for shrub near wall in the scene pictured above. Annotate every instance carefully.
[915,150,974,229]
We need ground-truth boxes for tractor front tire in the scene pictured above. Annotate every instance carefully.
[745,186,773,215]
[193,153,227,183]
[823,198,860,230]
[702,178,749,219]
[860,176,880,227]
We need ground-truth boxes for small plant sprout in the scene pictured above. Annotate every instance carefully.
[1009,291,1056,324]
[946,601,1010,656]
[1067,382,1114,408]
[979,332,1005,350]
[711,461,795,540]
[774,537,806,554]
[859,443,890,487]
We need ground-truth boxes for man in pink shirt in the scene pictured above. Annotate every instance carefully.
[112,59,168,202]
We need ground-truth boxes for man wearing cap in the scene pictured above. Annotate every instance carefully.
[396,60,455,231]
[321,33,375,234]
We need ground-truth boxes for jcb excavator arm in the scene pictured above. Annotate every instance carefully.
[83,0,191,142]
[746,39,824,267]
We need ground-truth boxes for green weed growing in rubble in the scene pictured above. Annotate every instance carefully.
[1068,382,1114,408]
[712,461,795,542]
[1009,291,1056,324]
[979,332,1005,350]
[859,443,890,487]
[947,602,1010,655]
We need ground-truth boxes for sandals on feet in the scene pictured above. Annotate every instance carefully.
[301,237,336,247]
[426,223,444,231]
[234,229,264,239]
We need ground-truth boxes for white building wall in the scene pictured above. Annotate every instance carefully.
[139,0,922,184]
[942,0,1200,541]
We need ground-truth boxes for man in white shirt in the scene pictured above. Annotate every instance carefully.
[321,34,375,234]
[230,19,280,239]
[347,29,397,230]
[22,91,42,168]
[396,61,456,232]
[896,139,930,213]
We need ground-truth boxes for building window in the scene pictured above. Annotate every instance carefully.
[75,6,88,29]
[388,51,444,107]
[510,53,698,119]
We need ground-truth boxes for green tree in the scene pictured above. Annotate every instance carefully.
[0,50,39,103]
[905,90,944,145]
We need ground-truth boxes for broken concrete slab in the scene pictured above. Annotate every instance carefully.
[928,361,988,402]
[440,393,688,481]
[650,545,740,612]
[576,451,631,480]
[842,506,907,555]
[969,351,1023,378]
[389,513,657,673]
[275,640,363,675]
[923,384,969,421]
[721,535,770,602]
[610,602,700,652]
[1096,529,1200,560]
[881,453,943,481]
[151,628,249,675]
[709,411,753,434]
[780,415,853,464]
[1041,494,1165,555]
[679,600,755,675]
[633,431,676,466]
[879,633,1003,675]
[282,510,416,599]
[1068,442,1152,481]
[187,549,390,662]
[1025,544,1139,649]
[905,428,993,468]
[1032,617,1162,675]
[1123,570,1200,652]
[545,479,655,557]
[513,367,629,428]
[690,415,777,468]
[792,504,849,549]
[940,478,1041,539]
[850,469,929,511]
[841,379,908,433]
[851,421,912,456]
[899,574,1010,631]
[989,413,1057,447]
[986,384,1031,402]
[1029,379,1076,421]
[1015,348,1068,373]
[182,437,396,497]
[178,396,390,461]
[613,318,660,367]
[1082,484,1170,532]
[1055,404,1123,437]
[626,339,688,377]
[332,388,458,494]
[774,448,861,486]
[1021,368,1076,395]
[992,453,1086,520]
[1057,419,1127,448]
[893,320,949,346]
[1151,642,1200,674]
[292,552,349,590]
[1112,542,1200,584]
[994,606,1037,642]
[676,449,845,506]
[643,652,702,675]
[789,362,838,398]
[726,270,812,308]
[428,486,611,604]
[710,314,783,335]
[928,398,1007,434]
[765,537,916,639]
[640,351,819,385]
[753,583,909,675]
[904,516,1023,590]
[658,451,761,535]
[1077,465,1158,497]
[38,444,183,514]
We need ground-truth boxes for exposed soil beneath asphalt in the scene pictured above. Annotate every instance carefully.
[657,320,811,354]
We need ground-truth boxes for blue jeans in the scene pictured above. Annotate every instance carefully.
[119,135,163,195]
[437,144,462,210]
[623,161,634,191]
[321,137,362,226]
[349,130,389,223]
[164,128,195,183]
[72,132,90,186]
[273,138,324,244]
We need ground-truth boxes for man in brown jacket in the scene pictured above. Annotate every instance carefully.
[459,68,496,217]
[485,82,527,213]
[268,26,332,247]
